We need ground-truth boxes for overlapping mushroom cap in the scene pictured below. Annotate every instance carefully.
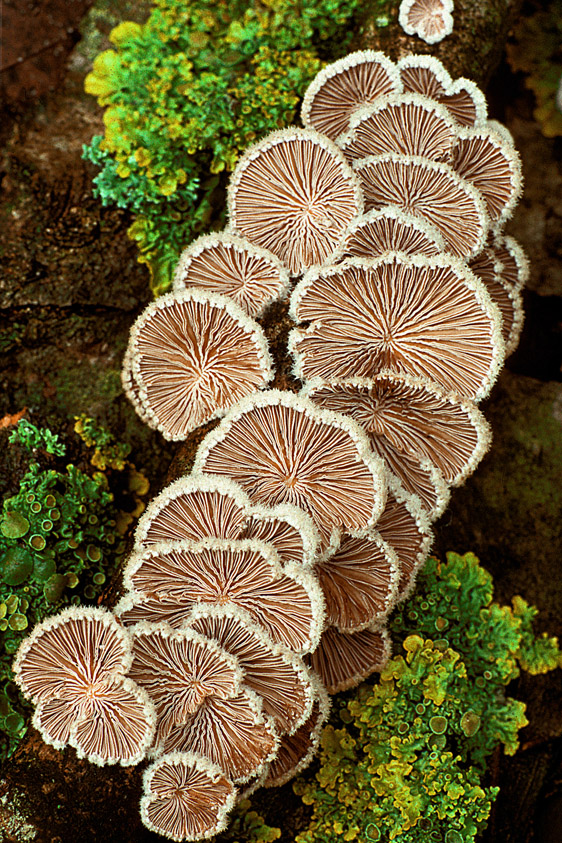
[290,255,505,401]
[193,390,387,551]
[306,624,391,695]
[116,537,324,655]
[134,473,319,569]
[141,752,237,841]
[123,290,273,440]
[227,128,363,276]
[13,607,155,766]
[185,604,315,734]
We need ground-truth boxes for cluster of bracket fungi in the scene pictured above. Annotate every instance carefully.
[14,52,528,841]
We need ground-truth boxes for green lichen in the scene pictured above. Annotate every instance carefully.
[8,420,66,457]
[82,0,389,295]
[0,419,150,761]
[295,552,560,842]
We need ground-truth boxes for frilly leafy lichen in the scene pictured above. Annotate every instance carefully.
[0,419,150,761]
[294,552,560,842]
[82,0,389,295]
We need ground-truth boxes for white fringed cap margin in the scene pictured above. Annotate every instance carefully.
[125,288,274,441]
[226,127,364,277]
[397,54,488,128]
[327,204,447,264]
[262,668,331,788]
[118,536,326,656]
[314,527,401,633]
[184,602,316,735]
[306,623,392,695]
[193,388,388,546]
[377,472,435,603]
[398,0,454,45]
[337,92,459,164]
[172,230,291,319]
[300,371,493,486]
[352,153,490,259]
[452,125,524,230]
[140,751,237,842]
[301,50,402,141]
[290,253,506,402]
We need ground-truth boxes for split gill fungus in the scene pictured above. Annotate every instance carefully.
[14,49,527,841]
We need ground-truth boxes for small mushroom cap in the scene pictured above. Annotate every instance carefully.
[262,673,331,787]
[227,127,363,277]
[172,232,290,319]
[291,255,505,401]
[13,607,156,766]
[301,50,402,141]
[141,751,237,842]
[306,624,391,694]
[397,55,488,127]
[338,93,457,164]
[159,687,279,784]
[34,677,156,767]
[303,373,492,487]
[129,623,242,747]
[125,289,273,441]
[452,127,523,228]
[315,531,400,632]
[243,502,320,569]
[118,537,325,655]
[134,474,252,549]
[193,390,387,552]
[185,604,315,734]
[353,153,489,259]
[398,0,454,45]
[469,247,525,356]
[13,606,132,703]
[332,206,447,262]
[376,474,434,601]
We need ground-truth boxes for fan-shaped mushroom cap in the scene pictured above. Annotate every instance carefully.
[117,537,324,655]
[128,623,242,748]
[301,50,402,142]
[376,475,433,601]
[134,474,319,569]
[353,154,489,258]
[303,374,491,487]
[262,673,330,787]
[469,248,525,356]
[338,93,457,164]
[227,128,363,277]
[159,686,279,784]
[13,607,156,766]
[125,290,273,441]
[315,531,399,632]
[172,232,290,319]
[185,604,314,734]
[490,233,530,291]
[398,0,454,45]
[397,55,488,127]
[305,624,391,694]
[193,390,387,552]
[452,127,523,228]
[331,206,446,263]
[291,255,504,401]
[141,751,237,842]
